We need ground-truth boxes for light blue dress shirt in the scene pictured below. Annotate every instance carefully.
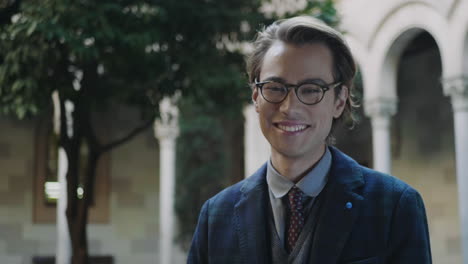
[266,147,331,246]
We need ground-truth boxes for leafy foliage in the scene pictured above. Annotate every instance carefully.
[0,0,175,120]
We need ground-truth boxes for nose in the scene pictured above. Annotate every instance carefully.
[279,88,301,115]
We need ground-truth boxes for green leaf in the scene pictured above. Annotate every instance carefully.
[27,21,38,36]
[12,80,23,92]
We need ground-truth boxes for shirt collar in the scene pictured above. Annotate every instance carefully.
[266,147,331,199]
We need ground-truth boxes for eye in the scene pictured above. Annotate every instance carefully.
[263,82,286,93]
[299,84,322,95]
[267,87,285,92]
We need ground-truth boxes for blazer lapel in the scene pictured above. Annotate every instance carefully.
[234,165,269,264]
[309,147,365,263]
[309,182,363,263]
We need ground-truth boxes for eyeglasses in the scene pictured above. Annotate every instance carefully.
[254,79,342,105]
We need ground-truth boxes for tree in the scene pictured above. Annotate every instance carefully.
[0,1,175,263]
[0,0,338,263]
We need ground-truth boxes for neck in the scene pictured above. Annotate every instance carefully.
[271,144,326,183]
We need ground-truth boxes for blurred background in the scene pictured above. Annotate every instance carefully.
[1,0,467,263]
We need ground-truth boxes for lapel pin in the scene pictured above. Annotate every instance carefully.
[345,202,353,209]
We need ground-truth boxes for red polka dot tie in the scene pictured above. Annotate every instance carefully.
[287,186,305,253]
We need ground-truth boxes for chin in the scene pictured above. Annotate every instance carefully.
[274,146,310,159]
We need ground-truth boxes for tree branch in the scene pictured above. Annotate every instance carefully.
[80,62,102,151]
[100,117,154,153]
[57,93,70,153]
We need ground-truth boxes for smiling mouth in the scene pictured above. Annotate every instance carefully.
[275,124,309,132]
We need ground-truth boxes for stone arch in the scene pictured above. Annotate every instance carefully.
[368,1,434,49]
[363,27,445,174]
[359,2,451,175]
[363,2,449,100]
[376,27,428,99]
[447,0,468,77]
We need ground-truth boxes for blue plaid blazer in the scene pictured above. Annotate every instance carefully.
[188,147,431,264]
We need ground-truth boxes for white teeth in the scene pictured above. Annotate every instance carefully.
[277,124,307,132]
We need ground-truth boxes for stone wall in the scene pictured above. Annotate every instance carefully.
[0,108,186,263]
[0,117,42,264]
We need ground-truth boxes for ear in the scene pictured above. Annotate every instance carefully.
[252,86,260,113]
[333,86,348,118]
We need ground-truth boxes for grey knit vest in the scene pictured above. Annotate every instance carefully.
[268,192,325,264]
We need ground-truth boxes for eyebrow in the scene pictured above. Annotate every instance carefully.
[261,76,328,86]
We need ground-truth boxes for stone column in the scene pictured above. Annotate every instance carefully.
[154,97,179,264]
[443,76,468,264]
[364,98,397,174]
[52,91,72,264]
[243,104,270,177]
[56,148,71,264]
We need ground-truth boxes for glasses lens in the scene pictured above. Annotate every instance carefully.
[297,83,323,104]
[261,82,287,103]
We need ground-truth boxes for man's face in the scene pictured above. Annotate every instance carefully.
[252,41,347,161]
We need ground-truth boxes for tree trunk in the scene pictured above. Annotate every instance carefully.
[62,93,92,264]
[56,66,152,263]
[72,148,100,264]
[66,138,91,264]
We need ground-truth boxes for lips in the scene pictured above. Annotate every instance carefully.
[274,122,310,133]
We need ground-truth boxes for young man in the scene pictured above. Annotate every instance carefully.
[188,16,431,264]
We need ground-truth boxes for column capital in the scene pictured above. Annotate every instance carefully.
[154,96,180,141]
[442,75,468,111]
[364,97,398,119]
